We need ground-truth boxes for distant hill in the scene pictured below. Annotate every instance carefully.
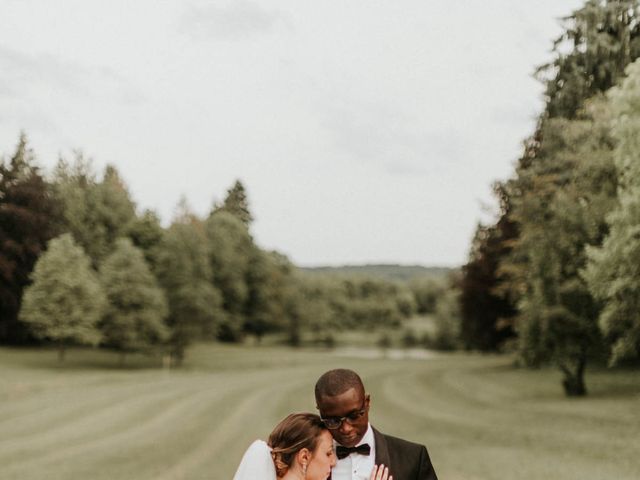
[298,264,456,282]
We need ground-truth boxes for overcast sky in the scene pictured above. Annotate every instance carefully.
[0,0,585,267]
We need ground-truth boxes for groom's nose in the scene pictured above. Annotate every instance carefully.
[339,421,354,435]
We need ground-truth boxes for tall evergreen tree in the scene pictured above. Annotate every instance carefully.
[99,238,169,364]
[205,210,254,342]
[539,0,640,120]
[19,234,105,361]
[0,133,61,343]
[155,202,225,365]
[214,179,253,226]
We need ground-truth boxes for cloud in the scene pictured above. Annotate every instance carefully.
[0,46,144,105]
[181,0,289,40]
[321,97,465,176]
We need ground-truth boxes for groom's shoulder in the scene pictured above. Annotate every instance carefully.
[375,428,427,453]
[383,432,425,450]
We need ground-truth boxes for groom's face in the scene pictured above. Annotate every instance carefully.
[316,387,370,448]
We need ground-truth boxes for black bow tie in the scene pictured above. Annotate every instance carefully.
[336,444,371,460]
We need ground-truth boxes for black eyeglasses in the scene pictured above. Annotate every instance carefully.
[320,397,367,429]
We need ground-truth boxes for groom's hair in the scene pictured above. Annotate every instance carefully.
[315,368,364,399]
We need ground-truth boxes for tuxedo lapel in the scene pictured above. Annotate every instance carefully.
[373,427,391,470]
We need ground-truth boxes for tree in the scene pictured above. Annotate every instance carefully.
[0,133,61,343]
[126,209,165,272]
[214,179,253,226]
[409,277,447,314]
[204,210,254,341]
[19,234,105,361]
[486,0,640,323]
[460,207,517,352]
[585,59,640,364]
[248,251,304,344]
[92,165,137,258]
[155,202,225,365]
[510,97,617,395]
[99,238,169,364]
[539,0,640,120]
[465,0,640,396]
[53,157,136,265]
[432,287,462,351]
[242,248,287,342]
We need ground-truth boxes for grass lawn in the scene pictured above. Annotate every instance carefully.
[0,344,638,480]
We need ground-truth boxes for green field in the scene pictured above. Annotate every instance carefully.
[1,344,638,480]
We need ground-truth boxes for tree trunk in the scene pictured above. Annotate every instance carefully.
[172,349,184,368]
[58,343,66,363]
[560,356,587,397]
[162,354,171,370]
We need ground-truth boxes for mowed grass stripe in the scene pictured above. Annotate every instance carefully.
[60,366,320,480]
[0,380,202,464]
[1,372,264,478]
[158,375,308,480]
[0,368,180,424]
[389,362,637,454]
[1,367,316,480]
[0,374,203,442]
[373,359,640,480]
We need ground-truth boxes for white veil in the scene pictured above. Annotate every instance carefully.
[233,440,277,480]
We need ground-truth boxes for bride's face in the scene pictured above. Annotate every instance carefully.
[306,430,336,480]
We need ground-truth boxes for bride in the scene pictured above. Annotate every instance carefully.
[233,412,391,480]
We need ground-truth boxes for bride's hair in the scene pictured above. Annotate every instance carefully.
[268,413,327,477]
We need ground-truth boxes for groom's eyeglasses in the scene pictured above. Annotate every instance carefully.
[320,398,367,429]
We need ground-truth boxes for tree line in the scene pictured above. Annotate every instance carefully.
[0,142,458,365]
[459,0,640,396]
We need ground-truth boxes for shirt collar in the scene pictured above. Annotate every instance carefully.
[358,423,374,447]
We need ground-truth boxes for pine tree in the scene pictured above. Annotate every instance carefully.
[539,0,640,120]
[214,180,253,226]
[155,204,225,365]
[205,210,254,341]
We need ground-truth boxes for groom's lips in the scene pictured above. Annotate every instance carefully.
[338,434,358,445]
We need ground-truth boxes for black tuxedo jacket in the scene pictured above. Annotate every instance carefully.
[372,427,438,480]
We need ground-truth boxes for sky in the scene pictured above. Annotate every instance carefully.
[0,0,585,267]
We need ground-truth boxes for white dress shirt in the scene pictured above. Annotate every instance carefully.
[331,424,376,480]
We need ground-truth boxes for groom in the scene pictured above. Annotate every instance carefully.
[315,369,438,480]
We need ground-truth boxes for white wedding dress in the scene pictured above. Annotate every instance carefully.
[233,440,277,480]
